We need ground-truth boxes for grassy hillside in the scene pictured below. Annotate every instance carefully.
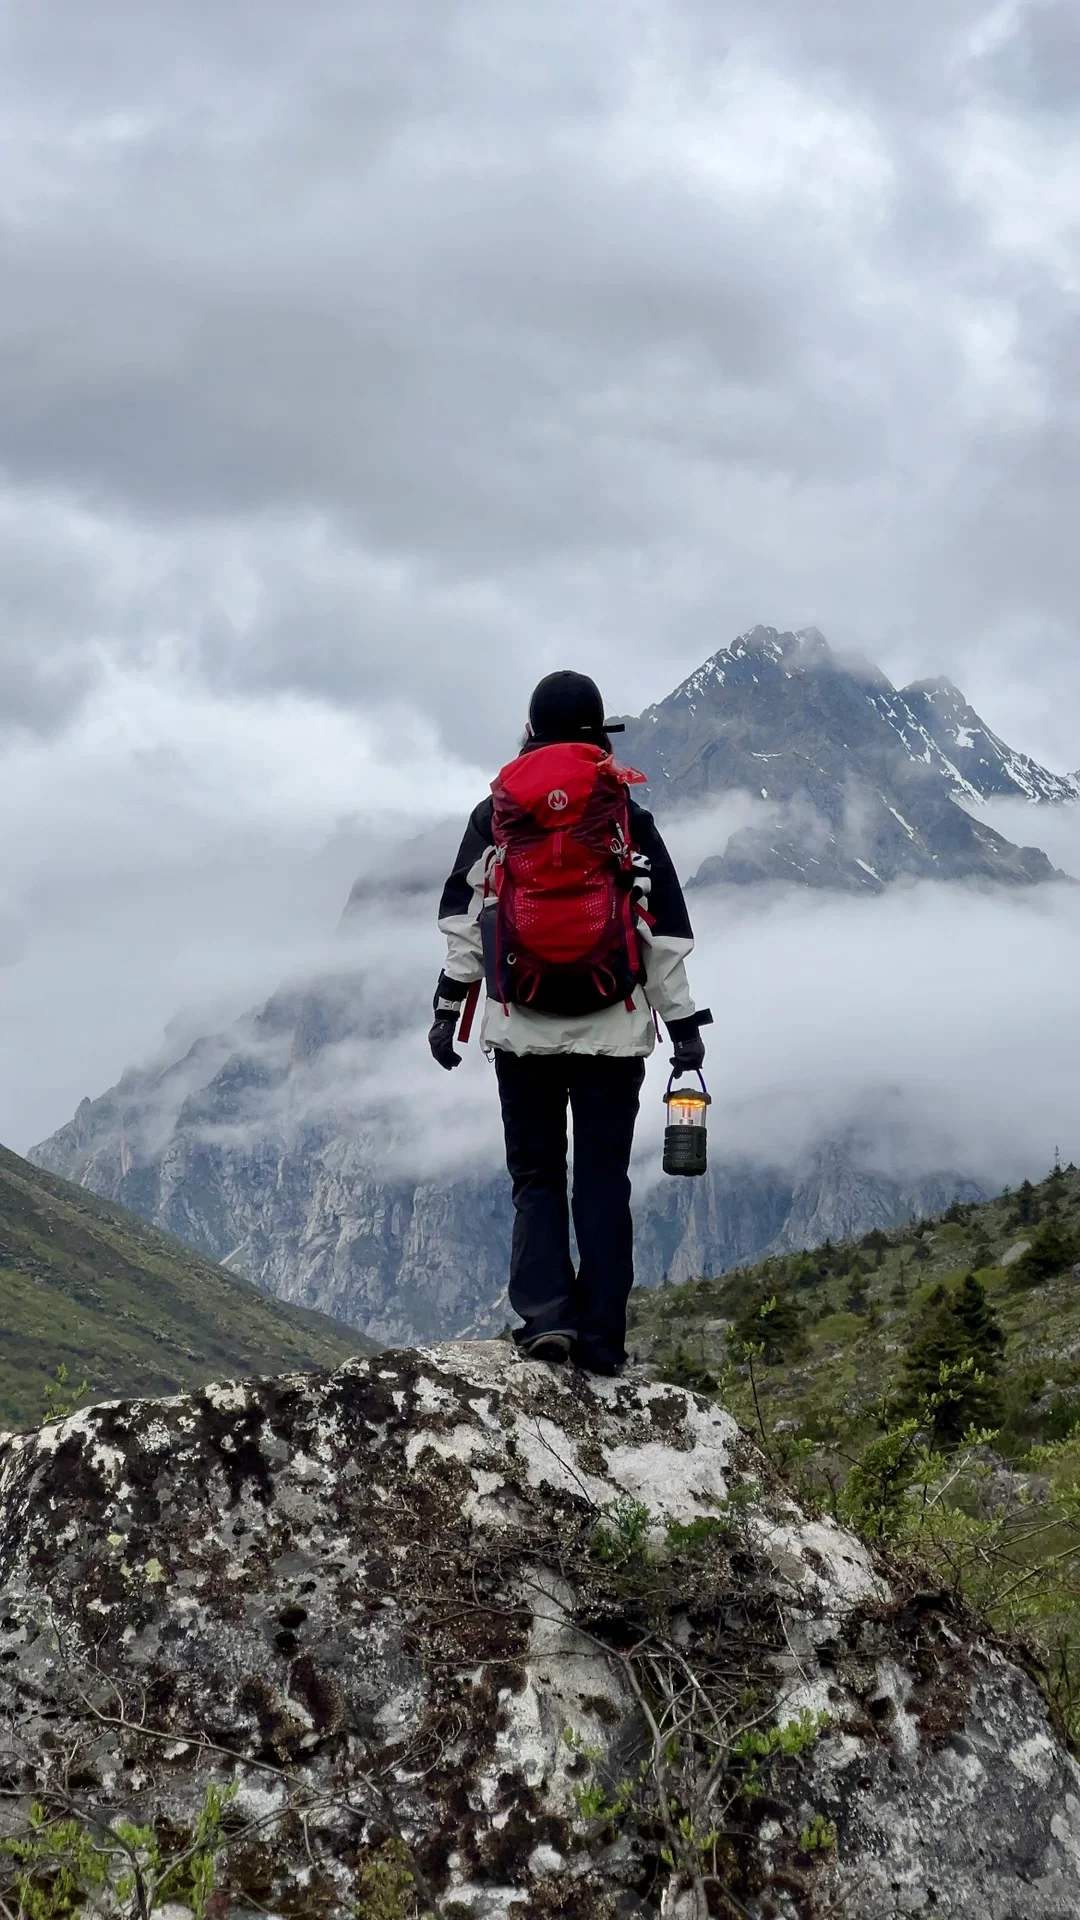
[629,1161,1080,1447]
[629,1160,1080,1737]
[0,1142,366,1431]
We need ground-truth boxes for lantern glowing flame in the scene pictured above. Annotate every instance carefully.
[664,1085,710,1127]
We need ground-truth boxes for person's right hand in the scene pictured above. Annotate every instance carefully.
[428,1015,462,1070]
[670,1029,705,1075]
[667,1008,712,1076]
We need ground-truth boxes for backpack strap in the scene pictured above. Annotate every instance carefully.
[457,979,482,1044]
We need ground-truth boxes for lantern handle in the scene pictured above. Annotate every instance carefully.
[665,1070,710,1101]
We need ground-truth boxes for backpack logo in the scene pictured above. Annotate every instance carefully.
[547,789,569,811]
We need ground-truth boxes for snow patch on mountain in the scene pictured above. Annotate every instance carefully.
[873,676,1080,805]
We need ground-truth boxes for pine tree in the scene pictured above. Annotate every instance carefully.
[898,1303,967,1425]
[1014,1179,1041,1228]
[952,1273,1005,1366]
[896,1277,1003,1447]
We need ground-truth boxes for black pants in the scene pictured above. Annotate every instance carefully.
[493,1050,646,1369]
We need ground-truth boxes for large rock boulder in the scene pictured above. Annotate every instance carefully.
[2,1343,1079,1918]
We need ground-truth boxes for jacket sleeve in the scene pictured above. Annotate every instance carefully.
[629,800,698,1027]
[436,797,494,985]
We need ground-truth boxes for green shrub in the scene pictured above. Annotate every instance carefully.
[654,1348,719,1394]
[355,1836,416,1919]
[731,1290,806,1364]
[664,1515,731,1555]
[0,1782,237,1920]
[590,1498,652,1564]
[1010,1222,1080,1290]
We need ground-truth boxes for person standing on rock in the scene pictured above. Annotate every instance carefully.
[429,670,710,1375]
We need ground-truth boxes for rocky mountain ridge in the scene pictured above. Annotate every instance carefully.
[3,1340,1080,1917]
[29,981,984,1347]
[618,624,1077,890]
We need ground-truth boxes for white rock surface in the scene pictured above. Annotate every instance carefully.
[1,1342,1079,1917]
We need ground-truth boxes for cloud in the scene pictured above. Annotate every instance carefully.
[22,782,1080,1234]
[1,0,1079,768]
[640,796,1080,1190]
[669,864,1080,1183]
[7,671,1080,1222]
[0,666,483,1149]
[651,794,777,876]
[3,0,1080,1164]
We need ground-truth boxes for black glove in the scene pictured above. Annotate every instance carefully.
[667,1008,713,1077]
[428,972,471,1072]
[428,1016,461,1070]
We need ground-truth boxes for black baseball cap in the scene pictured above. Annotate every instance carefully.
[527,670,625,742]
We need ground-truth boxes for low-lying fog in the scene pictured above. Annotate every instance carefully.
[2,683,1077,1203]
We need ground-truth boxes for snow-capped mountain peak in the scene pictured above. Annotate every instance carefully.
[659,626,839,714]
[617,624,1075,893]
[873,679,1080,805]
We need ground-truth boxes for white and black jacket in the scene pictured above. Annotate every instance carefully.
[436,793,700,1058]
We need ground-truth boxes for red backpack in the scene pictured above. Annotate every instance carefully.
[482,743,649,1017]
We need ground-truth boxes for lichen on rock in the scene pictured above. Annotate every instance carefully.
[1,1341,1079,1917]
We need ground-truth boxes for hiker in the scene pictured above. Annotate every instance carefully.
[429,671,710,1375]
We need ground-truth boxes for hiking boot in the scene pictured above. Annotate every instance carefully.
[518,1331,573,1363]
[573,1348,625,1377]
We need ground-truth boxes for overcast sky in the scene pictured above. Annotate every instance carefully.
[2,0,1080,1152]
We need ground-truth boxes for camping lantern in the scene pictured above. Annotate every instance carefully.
[663,1073,710,1178]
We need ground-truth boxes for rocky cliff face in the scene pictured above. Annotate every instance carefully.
[618,625,1076,891]
[2,1343,1079,1919]
[29,993,984,1344]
